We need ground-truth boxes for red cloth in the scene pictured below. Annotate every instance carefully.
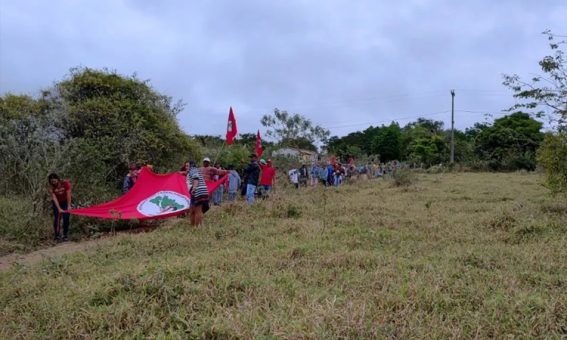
[226,107,238,145]
[260,166,276,186]
[51,180,71,203]
[256,130,263,157]
[70,167,227,220]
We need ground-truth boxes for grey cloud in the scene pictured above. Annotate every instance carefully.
[1,0,565,138]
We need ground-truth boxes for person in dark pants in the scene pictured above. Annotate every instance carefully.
[243,154,261,203]
[48,173,72,242]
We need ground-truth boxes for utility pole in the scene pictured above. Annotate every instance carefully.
[450,89,455,163]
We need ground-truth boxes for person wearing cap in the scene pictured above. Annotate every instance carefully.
[259,158,276,193]
[186,160,209,226]
[243,154,261,203]
[200,157,228,182]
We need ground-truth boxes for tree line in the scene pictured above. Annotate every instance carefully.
[326,113,544,171]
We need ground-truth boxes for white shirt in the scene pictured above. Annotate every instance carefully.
[288,169,299,184]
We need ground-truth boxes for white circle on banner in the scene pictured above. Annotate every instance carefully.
[137,191,190,217]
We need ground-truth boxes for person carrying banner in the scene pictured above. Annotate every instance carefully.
[48,173,72,242]
[123,163,139,193]
[212,163,225,206]
[186,161,209,226]
[200,157,228,182]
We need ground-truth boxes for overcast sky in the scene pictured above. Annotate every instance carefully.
[1,0,565,138]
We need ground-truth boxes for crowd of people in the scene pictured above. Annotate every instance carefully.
[286,159,403,188]
[46,154,404,240]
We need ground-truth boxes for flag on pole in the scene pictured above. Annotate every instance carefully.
[256,129,263,157]
[226,107,238,145]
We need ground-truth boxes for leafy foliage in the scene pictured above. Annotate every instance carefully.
[503,30,567,130]
[261,108,330,150]
[474,112,543,170]
[537,132,567,193]
[0,68,202,245]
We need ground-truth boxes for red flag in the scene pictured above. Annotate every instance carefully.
[70,167,228,220]
[226,107,238,145]
[256,130,263,157]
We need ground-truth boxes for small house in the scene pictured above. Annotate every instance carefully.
[272,147,319,164]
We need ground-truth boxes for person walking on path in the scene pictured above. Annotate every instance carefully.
[298,164,309,187]
[259,159,277,193]
[212,163,224,206]
[227,164,241,202]
[243,154,261,203]
[310,163,321,186]
[186,161,209,226]
[288,166,300,189]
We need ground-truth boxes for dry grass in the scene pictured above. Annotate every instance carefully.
[1,173,566,338]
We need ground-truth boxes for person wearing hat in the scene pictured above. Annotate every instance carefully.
[259,158,277,194]
[243,153,261,203]
[186,160,209,226]
[200,157,228,182]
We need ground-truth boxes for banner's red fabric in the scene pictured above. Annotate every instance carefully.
[256,129,263,157]
[226,106,237,145]
[70,167,227,220]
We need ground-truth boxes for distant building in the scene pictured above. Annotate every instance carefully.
[272,147,319,164]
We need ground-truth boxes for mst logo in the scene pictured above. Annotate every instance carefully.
[137,191,190,217]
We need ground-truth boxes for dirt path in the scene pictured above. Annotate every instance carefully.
[0,223,167,272]
[0,237,112,272]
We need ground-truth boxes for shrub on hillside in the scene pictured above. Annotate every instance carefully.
[392,169,417,187]
[537,132,567,193]
[0,196,51,255]
[0,68,203,246]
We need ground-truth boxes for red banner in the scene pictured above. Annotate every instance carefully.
[70,167,227,220]
[226,107,237,145]
[256,129,263,157]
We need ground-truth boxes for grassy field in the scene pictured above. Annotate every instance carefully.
[1,172,566,338]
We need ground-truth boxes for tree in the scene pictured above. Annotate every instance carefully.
[503,30,567,130]
[400,118,448,164]
[0,95,71,213]
[371,122,402,162]
[474,112,543,170]
[503,31,567,189]
[1,68,202,205]
[261,108,330,150]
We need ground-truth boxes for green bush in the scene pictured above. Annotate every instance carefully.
[0,196,51,255]
[0,68,203,248]
[393,169,417,187]
[537,132,567,193]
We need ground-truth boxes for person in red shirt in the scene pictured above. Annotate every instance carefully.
[48,173,72,242]
[259,159,277,192]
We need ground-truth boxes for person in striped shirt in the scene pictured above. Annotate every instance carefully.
[186,160,209,226]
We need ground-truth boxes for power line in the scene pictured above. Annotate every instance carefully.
[324,110,450,129]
